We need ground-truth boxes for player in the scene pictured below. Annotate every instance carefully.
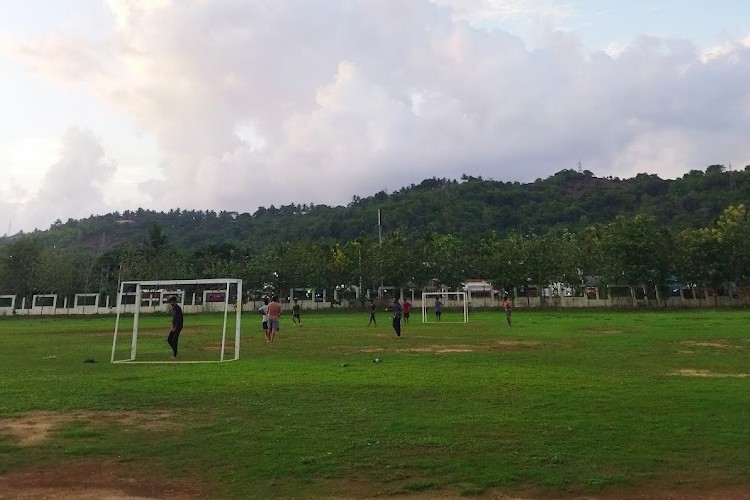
[292,299,301,326]
[267,296,282,343]
[391,297,402,338]
[367,299,377,326]
[434,297,442,323]
[402,298,411,323]
[502,295,512,326]
[259,297,270,342]
[167,296,183,358]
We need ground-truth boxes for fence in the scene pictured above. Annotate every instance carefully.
[1,285,748,316]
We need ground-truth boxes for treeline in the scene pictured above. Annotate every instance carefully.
[1,165,750,302]
[3,165,750,254]
[1,202,749,304]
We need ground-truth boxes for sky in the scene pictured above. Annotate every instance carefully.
[1,0,749,234]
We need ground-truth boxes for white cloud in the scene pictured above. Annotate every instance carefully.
[1,0,749,232]
[15,128,116,229]
[430,0,573,25]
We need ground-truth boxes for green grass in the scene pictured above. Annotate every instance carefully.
[1,309,749,498]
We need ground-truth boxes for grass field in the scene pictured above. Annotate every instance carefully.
[0,308,749,499]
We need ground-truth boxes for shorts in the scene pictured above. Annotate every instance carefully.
[262,320,268,330]
[268,319,279,331]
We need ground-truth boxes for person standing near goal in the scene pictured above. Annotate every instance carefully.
[402,298,411,324]
[502,295,512,326]
[167,296,183,358]
[434,297,443,323]
[267,296,282,343]
[292,299,301,327]
[259,297,270,342]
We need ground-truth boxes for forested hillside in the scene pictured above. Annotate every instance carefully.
[4,165,748,252]
[1,165,749,302]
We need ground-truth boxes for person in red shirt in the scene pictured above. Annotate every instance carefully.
[402,299,411,323]
[267,296,282,343]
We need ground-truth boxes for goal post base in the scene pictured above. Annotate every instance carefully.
[112,359,239,364]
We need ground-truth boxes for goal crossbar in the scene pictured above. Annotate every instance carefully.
[111,278,242,364]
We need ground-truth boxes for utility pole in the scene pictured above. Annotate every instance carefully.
[378,209,382,245]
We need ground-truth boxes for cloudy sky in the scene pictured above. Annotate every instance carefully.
[1,0,749,234]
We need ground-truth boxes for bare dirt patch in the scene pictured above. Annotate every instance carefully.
[577,327,625,334]
[334,341,543,355]
[405,341,542,354]
[323,479,750,500]
[0,411,173,447]
[0,460,210,499]
[669,369,749,378]
[408,345,475,354]
[330,346,385,354]
[0,412,209,499]
[493,340,542,349]
[680,340,742,349]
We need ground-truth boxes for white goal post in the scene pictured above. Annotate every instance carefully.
[421,291,468,323]
[111,278,242,364]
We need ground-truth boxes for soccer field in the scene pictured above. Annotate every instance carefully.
[0,309,749,499]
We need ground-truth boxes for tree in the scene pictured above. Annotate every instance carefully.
[0,236,44,297]
[714,204,750,284]
[423,234,466,290]
[145,224,169,256]
[673,227,723,288]
[599,215,672,286]
[379,230,418,291]
[33,247,91,298]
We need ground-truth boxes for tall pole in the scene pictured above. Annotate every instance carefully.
[358,248,363,305]
[378,209,383,290]
[378,209,382,245]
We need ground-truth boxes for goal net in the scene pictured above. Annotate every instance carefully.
[111,278,242,364]
[421,291,468,323]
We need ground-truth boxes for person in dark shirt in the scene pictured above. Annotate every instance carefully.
[167,296,183,358]
[292,300,302,326]
[368,300,377,326]
[391,298,402,338]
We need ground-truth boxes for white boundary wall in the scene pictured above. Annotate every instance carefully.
[2,284,750,316]
[31,294,57,315]
[0,294,16,316]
